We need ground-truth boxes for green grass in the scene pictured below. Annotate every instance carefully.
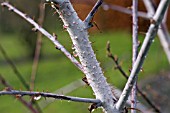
[0,31,169,113]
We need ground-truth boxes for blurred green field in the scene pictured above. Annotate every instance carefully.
[0,31,169,113]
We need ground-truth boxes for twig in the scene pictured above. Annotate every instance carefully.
[136,87,160,112]
[1,2,117,112]
[106,41,160,112]
[30,0,45,91]
[102,2,149,19]
[0,89,102,104]
[0,2,84,73]
[0,74,39,113]
[84,0,103,28]
[116,0,170,110]
[0,44,42,112]
[110,86,154,113]
[72,0,150,19]
[106,41,128,79]
[143,0,170,64]
[102,0,170,64]
[0,44,29,89]
[131,0,138,112]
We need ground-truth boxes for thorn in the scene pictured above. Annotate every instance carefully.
[88,103,100,113]
[150,18,156,24]
[140,67,144,72]
[92,21,102,33]
[3,87,11,91]
[82,77,89,86]
[55,45,60,50]
[138,40,141,48]
[52,11,57,16]
[15,94,22,99]
[53,33,58,40]
[73,51,78,57]
[32,27,38,32]
[106,41,110,52]
[113,55,118,62]
[63,25,68,30]
[127,6,132,10]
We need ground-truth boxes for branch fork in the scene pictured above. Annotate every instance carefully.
[1,0,170,113]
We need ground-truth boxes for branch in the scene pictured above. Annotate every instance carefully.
[30,0,45,91]
[47,0,118,112]
[0,75,39,113]
[143,0,170,64]
[0,2,84,74]
[0,44,29,89]
[116,0,170,110]
[0,43,42,113]
[0,89,101,104]
[110,86,154,113]
[106,41,128,79]
[131,0,138,112]
[71,0,149,19]
[106,41,160,112]
[84,0,103,29]
[103,0,170,64]
[1,1,118,112]
[102,2,149,19]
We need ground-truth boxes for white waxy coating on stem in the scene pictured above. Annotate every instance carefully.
[51,0,118,112]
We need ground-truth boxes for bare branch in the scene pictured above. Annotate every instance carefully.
[84,0,103,29]
[131,0,138,112]
[106,42,160,112]
[1,2,118,112]
[0,44,29,89]
[30,0,45,91]
[0,74,39,113]
[143,0,170,64]
[102,2,149,19]
[116,0,170,110]
[0,89,101,104]
[106,41,128,79]
[0,43,42,113]
[0,2,84,73]
[71,0,149,19]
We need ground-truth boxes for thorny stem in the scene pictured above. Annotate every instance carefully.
[1,2,117,112]
[48,0,118,112]
[106,41,160,112]
[131,0,138,113]
[116,0,170,110]
[0,90,102,104]
[0,74,39,113]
